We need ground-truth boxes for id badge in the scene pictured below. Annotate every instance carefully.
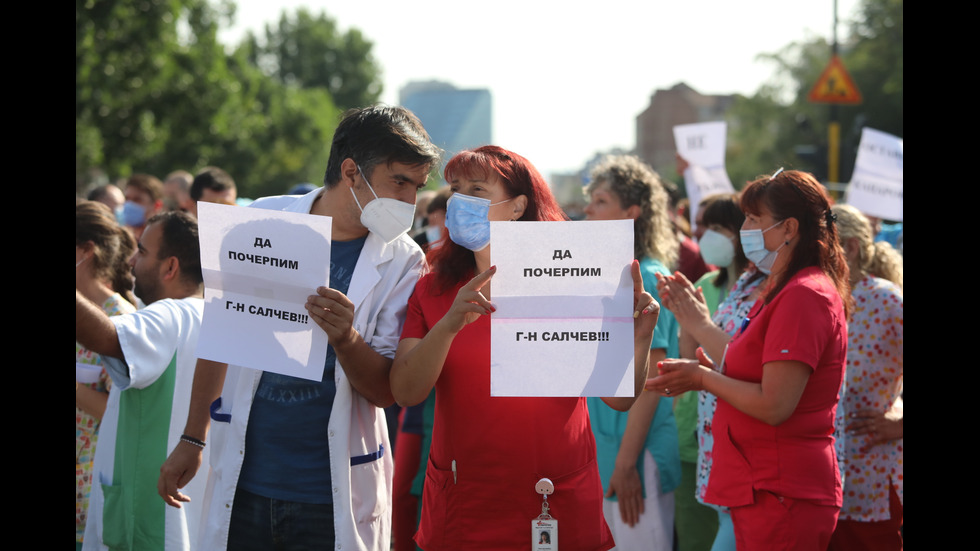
[532,518,557,550]
[532,477,556,550]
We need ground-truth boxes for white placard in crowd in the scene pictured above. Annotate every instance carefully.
[673,121,735,231]
[196,202,332,381]
[489,220,635,397]
[845,127,903,221]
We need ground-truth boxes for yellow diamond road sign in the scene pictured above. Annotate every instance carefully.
[808,55,862,105]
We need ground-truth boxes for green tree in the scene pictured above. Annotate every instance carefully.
[247,8,383,111]
[76,0,346,197]
[845,0,903,138]
[221,45,340,197]
[76,0,210,185]
[76,0,250,187]
[725,0,903,185]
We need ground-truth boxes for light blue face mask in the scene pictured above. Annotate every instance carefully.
[698,228,736,267]
[121,201,146,227]
[445,192,511,252]
[739,219,785,274]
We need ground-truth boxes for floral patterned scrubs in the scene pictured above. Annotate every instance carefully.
[839,275,903,521]
[76,293,135,545]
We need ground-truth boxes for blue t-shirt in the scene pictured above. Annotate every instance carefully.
[238,235,367,503]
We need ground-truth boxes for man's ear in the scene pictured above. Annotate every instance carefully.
[161,256,180,282]
[340,158,360,189]
[626,204,641,220]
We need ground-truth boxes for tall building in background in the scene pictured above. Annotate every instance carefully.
[635,82,734,177]
[399,81,492,173]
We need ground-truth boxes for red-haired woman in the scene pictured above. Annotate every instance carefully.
[647,169,850,549]
[391,146,659,550]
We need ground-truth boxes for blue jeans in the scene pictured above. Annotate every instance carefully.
[228,489,335,551]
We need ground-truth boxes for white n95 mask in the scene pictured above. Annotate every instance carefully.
[351,165,416,244]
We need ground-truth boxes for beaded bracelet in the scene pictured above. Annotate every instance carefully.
[180,434,206,448]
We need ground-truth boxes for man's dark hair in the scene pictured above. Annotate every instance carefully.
[190,166,236,201]
[323,105,441,188]
[126,173,164,202]
[147,211,203,286]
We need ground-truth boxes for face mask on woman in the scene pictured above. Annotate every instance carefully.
[739,219,785,274]
[351,165,416,244]
[698,229,735,267]
[445,192,512,252]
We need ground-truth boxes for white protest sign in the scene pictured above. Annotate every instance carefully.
[196,202,332,381]
[674,122,734,230]
[489,220,634,397]
[845,127,903,221]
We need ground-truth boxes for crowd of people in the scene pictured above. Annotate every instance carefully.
[77,104,903,550]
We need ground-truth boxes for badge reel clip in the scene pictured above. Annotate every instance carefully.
[532,478,557,550]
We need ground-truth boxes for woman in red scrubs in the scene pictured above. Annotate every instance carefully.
[647,169,850,550]
[391,146,659,550]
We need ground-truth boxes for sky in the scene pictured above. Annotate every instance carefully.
[220,0,860,177]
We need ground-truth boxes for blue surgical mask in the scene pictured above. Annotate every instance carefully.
[121,201,146,227]
[739,219,785,274]
[445,193,511,252]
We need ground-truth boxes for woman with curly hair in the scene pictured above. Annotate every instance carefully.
[583,155,680,550]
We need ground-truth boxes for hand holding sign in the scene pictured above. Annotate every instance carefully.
[673,122,734,231]
[196,202,332,381]
[306,286,357,350]
[490,220,637,397]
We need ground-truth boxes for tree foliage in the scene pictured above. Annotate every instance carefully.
[76,1,380,198]
[725,0,903,186]
[245,8,383,111]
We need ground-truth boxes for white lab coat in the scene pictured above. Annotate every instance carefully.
[198,189,425,551]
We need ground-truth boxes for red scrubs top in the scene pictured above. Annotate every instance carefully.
[705,267,847,508]
[402,273,614,551]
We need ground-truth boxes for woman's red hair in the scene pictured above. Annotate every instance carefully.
[428,146,567,292]
[740,169,851,316]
